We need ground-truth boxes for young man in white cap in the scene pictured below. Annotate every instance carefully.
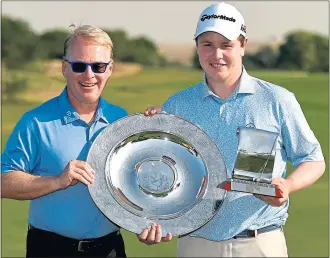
[139,2,325,257]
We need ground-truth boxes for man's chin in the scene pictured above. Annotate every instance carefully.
[84,99,99,104]
[79,96,100,105]
[80,93,101,103]
[207,71,228,81]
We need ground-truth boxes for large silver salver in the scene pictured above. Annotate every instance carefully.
[224,127,283,198]
[87,113,227,237]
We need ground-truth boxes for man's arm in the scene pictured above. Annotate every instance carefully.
[286,160,325,193]
[257,92,326,206]
[2,160,95,200]
[257,160,325,207]
[1,171,60,200]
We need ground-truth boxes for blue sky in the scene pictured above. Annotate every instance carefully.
[3,1,328,43]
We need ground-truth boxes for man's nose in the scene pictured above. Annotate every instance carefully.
[215,48,223,59]
[83,65,95,78]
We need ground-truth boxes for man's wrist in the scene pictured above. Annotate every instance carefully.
[285,177,296,194]
[51,175,63,191]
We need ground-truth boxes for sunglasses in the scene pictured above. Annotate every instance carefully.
[64,59,112,73]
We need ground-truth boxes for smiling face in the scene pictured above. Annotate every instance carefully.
[196,32,247,86]
[62,37,113,109]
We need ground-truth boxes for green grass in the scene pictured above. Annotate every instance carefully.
[1,68,328,257]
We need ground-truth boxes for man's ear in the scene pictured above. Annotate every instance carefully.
[241,37,248,57]
[107,60,114,77]
[62,60,67,78]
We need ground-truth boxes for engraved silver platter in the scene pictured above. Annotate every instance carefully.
[87,113,227,236]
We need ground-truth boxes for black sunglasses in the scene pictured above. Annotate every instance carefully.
[64,59,111,73]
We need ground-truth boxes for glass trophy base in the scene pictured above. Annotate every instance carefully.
[224,179,283,198]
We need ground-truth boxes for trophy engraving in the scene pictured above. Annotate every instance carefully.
[136,157,176,196]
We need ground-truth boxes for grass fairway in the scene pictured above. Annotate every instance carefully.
[1,68,328,257]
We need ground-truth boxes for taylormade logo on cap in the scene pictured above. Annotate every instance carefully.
[201,14,236,23]
[194,2,246,41]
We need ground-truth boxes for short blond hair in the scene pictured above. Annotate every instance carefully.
[63,24,114,59]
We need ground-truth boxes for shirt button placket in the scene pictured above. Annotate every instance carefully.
[88,124,95,142]
[219,103,226,120]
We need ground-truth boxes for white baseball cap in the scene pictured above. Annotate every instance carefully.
[194,2,246,40]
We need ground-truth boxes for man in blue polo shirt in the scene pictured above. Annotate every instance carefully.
[2,25,128,257]
[140,2,325,257]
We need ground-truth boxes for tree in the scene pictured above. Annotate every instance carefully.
[243,54,261,70]
[102,30,167,66]
[192,50,202,69]
[2,16,38,69]
[38,29,69,59]
[122,36,165,66]
[253,46,278,69]
[103,29,131,61]
[276,30,317,71]
[312,34,329,72]
[1,63,27,102]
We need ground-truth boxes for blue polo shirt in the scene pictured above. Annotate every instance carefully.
[163,69,324,241]
[2,87,128,239]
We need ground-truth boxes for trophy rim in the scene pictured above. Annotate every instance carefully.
[87,113,227,236]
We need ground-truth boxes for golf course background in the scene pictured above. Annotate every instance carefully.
[2,64,328,257]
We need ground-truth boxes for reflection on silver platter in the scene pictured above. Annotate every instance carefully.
[87,113,227,236]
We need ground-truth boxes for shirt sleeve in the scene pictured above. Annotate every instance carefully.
[280,92,324,168]
[120,108,128,118]
[110,105,128,122]
[162,96,177,114]
[1,113,39,174]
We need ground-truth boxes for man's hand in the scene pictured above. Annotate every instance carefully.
[144,106,162,116]
[137,223,172,245]
[56,160,95,189]
[254,178,291,207]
